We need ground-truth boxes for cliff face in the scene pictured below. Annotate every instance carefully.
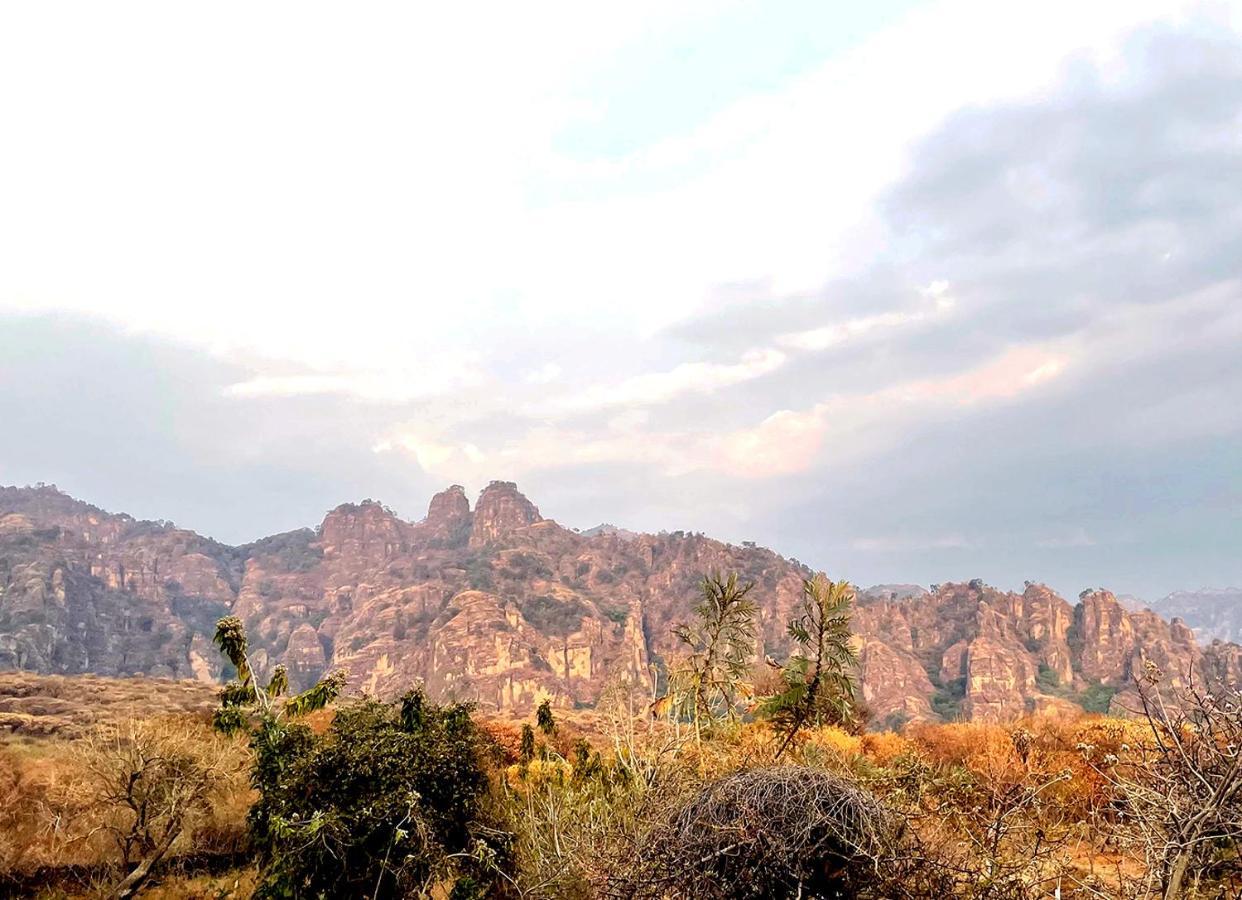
[1,483,1237,721]
[0,486,237,680]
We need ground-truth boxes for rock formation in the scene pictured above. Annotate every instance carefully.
[2,482,1238,723]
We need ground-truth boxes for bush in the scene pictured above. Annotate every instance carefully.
[623,766,899,899]
[249,690,505,899]
[519,595,586,637]
[1076,681,1116,714]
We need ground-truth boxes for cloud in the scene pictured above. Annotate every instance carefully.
[556,347,788,412]
[851,534,976,553]
[3,6,1242,599]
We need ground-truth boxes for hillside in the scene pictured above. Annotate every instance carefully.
[1147,588,1242,644]
[2,482,1238,724]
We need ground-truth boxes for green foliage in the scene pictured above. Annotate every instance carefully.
[601,603,629,625]
[210,616,345,729]
[465,554,495,591]
[520,724,536,762]
[668,572,758,742]
[500,551,552,580]
[1035,662,1061,692]
[933,690,958,715]
[264,664,289,698]
[536,699,556,736]
[213,616,253,690]
[284,670,348,718]
[1076,681,1116,714]
[249,689,500,899]
[760,575,861,757]
[882,711,912,732]
[519,595,587,637]
[239,528,322,573]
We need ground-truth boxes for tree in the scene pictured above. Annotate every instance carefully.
[1089,662,1242,898]
[78,718,245,898]
[250,690,503,899]
[760,574,860,759]
[668,572,758,744]
[536,699,556,737]
[210,615,346,736]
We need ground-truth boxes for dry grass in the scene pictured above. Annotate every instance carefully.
[0,672,219,741]
[1,714,253,894]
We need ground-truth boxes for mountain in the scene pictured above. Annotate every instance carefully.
[2,482,1239,724]
[1146,588,1242,644]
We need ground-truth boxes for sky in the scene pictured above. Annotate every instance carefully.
[2,0,1241,601]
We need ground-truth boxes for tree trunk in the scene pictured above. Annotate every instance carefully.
[1163,848,1191,900]
[113,821,181,899]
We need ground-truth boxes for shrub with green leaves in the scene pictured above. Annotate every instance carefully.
[210,616,507,897]
[250,689,505,899]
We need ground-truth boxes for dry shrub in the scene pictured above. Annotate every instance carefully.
[910,722,1018,772]
[482,719,525,765]
[0,714,253,895]
[0,739,88,872]
[64,716,251,894]
[0,673,218,740]
[615,766,901,900]
[132,865,257,899]
[862,730,915,765]
[801,724,864,761]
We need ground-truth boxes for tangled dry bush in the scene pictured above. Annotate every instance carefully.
[624,766,900,900]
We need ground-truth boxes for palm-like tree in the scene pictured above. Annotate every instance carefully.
[669,572,759,745]
[761,574,860,759]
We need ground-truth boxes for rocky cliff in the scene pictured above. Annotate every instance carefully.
[1,483,1237,723]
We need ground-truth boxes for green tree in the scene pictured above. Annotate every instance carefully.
[761,575,860,759]
[669,572,758,744]
[210,615,345,735]
[250,690,501,899]
[536,699,556,737]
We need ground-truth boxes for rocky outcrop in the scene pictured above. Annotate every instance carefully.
[470,481,541,547]
[2,482,1239,722]
[423,485,472,547]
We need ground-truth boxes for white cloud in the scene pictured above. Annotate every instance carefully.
[377,340,1074,482]
[0,0,1208,388]
[525,363,564,385]
[775,290,955,351]
[556,347,787,412]
[851,534,976,552]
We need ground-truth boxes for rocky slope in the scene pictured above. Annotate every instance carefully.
[2,482,1238,723]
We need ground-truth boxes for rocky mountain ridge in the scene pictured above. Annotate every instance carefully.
[1145,588,1242,645]
[2,482,1238,724]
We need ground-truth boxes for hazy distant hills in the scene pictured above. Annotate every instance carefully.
[1145,588,1242,644]
[3,482,1241,726]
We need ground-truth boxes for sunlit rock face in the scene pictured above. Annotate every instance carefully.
[2,483,1237,719]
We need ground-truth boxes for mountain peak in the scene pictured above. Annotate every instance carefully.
[469,481,541,547]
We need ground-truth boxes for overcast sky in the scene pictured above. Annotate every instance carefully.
[2,1,1241,601]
